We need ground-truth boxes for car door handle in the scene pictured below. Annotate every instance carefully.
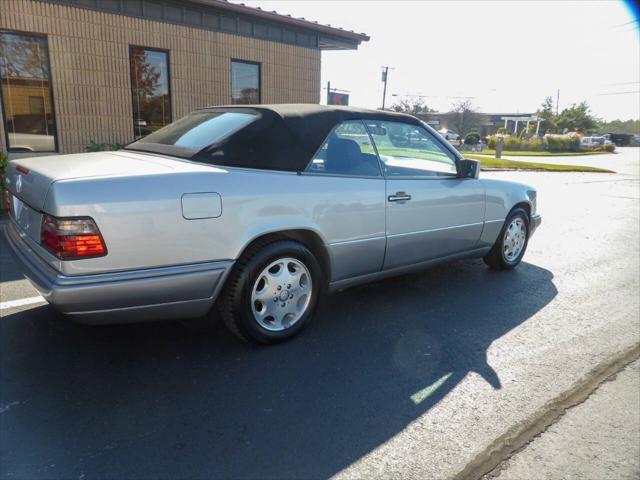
[388,192,412,202]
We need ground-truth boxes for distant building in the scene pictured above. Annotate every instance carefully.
[1,0,369,155]
[417,112,539,137]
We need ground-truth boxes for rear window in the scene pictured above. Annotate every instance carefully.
[126,111,256,156]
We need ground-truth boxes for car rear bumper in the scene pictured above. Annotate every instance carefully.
[5,222,233,324]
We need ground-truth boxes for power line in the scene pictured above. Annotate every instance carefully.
[602,81,640,86]
[595,90,640,96]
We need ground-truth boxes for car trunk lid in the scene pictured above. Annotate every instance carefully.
[5,151,183,211]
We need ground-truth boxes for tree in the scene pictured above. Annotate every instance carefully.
[390,97,433,115]
[537,96,557,133]
[448,99,479,137]
[556,101,598,134]
[597,119,640,135]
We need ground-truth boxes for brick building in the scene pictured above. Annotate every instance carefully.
[0,0,368,155]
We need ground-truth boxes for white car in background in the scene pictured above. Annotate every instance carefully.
[580,136,611,148]
[438,129,460,141]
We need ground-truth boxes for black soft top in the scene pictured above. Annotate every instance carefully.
[127,104,426,172]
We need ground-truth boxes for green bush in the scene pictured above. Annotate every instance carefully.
[528,136,543,151]
[585,144,616,153]
[464,132,480,145]
[504,135,522,150]
[485,133,582,152]
[544,133,580,152]
[85,140,125,152]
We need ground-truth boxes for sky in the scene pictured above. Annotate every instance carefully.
[242,1,639,121]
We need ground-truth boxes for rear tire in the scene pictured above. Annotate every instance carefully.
[218,240,322,344]
[484,208,530,270]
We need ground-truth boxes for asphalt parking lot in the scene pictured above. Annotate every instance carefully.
[1,149,638,479]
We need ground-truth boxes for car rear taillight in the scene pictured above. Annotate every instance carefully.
[40,215,107,259]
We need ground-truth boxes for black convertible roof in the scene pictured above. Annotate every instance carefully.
[128,104,426,172]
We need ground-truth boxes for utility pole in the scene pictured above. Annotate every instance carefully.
[327,81,331,104]
[381,66,392,110]
[556,89,560,116]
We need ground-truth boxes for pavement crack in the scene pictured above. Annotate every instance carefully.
[452,342,640,480]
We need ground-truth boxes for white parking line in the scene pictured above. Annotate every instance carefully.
[0,296,46,310]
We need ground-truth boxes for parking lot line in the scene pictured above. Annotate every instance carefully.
[0,296,46,310]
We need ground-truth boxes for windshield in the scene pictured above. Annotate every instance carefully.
[125,111,257,156]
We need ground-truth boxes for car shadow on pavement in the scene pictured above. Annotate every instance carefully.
[0,259,556,480]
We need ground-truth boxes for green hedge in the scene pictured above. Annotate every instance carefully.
[486,132,592,153]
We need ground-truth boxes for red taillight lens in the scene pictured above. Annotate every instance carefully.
[41,215,107,259]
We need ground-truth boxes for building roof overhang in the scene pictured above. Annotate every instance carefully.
[191,0,370,49]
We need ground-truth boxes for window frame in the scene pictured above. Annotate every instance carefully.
[364,120,462,180]
[230,59,261,105]
[303,119,385,179]
[128,45,173,139]
[0,29,59,153]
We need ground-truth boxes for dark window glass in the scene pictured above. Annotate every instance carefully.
[283,30,296,44]
[307,120,381,177]
[99,0,120,11]
[366,121,458,177]
[165,4,183,23]
[185,8,202,25]
[254,23,268,38]
[132,111,256,149]
[221,16,237,32]
[145,1,163,19]
[0,31,57,152]
[268,26,282,41]
[297,32,313,47]
[238,19,252,35]
[130,46,172,138]
[123,0,143,15]
[231,60,260,105]
[204,12,219,29]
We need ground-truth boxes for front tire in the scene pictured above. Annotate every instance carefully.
[484,208,530,270]
[218,240,322,344]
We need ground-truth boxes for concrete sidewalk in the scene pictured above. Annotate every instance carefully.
[487,360,640,479]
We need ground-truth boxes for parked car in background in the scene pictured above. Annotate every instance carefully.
[438,128,460,141]
[4,105,541,344]
[580,136,612,148]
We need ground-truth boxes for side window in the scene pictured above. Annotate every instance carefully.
[306,120,381,177]
[365,121,458,177]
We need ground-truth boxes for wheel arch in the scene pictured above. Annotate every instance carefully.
[234,229,332,283]
[511,201,531,218]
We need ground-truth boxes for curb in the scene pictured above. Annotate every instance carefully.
[453,342,640,480]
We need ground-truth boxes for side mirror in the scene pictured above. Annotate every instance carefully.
[458,158,480,179]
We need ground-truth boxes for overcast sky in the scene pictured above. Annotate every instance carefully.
[243,1,639,121]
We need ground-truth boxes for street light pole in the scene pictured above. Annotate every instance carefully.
[381,66,391,110]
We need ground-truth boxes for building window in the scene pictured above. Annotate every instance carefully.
[130,46,171,138]
[0,31,57,152]
[231,60,260,105]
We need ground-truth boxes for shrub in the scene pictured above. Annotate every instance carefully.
[497,127,507,134]
[584,144,616,153]
[504,135,522,150]
[85,140,125,152]
[464,132,480,145]
[543,133,581,152]
[528,136,543,151]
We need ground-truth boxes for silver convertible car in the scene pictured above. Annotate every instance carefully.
[4,105,541,343]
